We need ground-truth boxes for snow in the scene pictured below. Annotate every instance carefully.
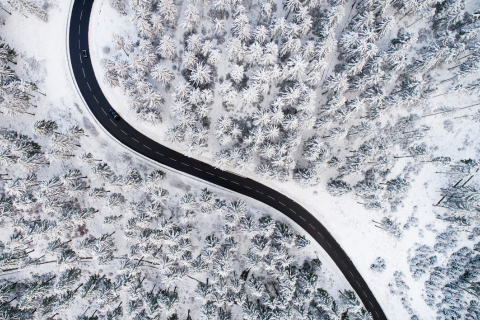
[0,0,367,318]
[1,0,480,318]
[88,0,480,318]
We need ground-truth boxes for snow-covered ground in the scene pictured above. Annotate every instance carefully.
[88,0,480,318]
[0,0,375,319]
[1,0,480,318]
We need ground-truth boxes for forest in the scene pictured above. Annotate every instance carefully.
[1,0,480,318]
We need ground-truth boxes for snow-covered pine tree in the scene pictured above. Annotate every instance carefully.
[33,120,57,137]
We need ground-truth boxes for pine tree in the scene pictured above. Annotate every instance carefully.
[327,179,352,196]
[293,168,318,186]
[107,193,126,210]
[33,120,57,137]
[157,35,176,60]
[49,133,80,153]
[88,187,109,200]
[110,0,126,14]
[190,63,212,86]
[158,0,177,25]
[0,147,17,165]
[5,0,47,21]
[151,64,174,84]
[18,154,50,172]
[92,163,114,182]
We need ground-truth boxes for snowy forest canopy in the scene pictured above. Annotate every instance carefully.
[101,0,480,203]
[97,0,480,318]
[0,15,370,316]
[0,121,370,319]
[0,0,480,318]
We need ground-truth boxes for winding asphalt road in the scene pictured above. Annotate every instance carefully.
[68,0,386,318]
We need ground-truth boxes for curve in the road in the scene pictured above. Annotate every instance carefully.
[67,0,386,319]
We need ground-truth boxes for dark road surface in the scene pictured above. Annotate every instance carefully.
[68,0,387,318]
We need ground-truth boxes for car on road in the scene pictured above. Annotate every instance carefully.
[109,109,120,120]
[82,50,88,58]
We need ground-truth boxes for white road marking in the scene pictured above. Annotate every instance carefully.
[244,186,252,189]
[299,216,306,221]
[363,291,367,296]
[110,119,117,126]
[318,232,324,239]
[309,224,315,229]
[132,138,139,143]
[101,108,107,115]
[194,167,202,171]
[181,162,189,166]
[143,145,151,150]
[155,151,164,156]
[83,0,85,5]
[121,130,127,135]
[256,190,264,194]
[289,208,296,213]
[82,67,86,78]
[219,177,227,180]
[326,241,331,247]
[169,157,177,161]
[349,271,354,276]
[232,181,239,185]
[206,172,215,176]
[268,195,275,200]
[279,201,285,206]
[80,9,83,20]
[93,95,99,103]
[87,82,92,91]
[78,25,81,35]
[78,40,81,50]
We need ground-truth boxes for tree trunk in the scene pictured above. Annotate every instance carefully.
[0,6,11,15]
[431,92,447,98]
[133,256,144,271]
[422,102,480,118]
[74,283,84,292]
[448,63,462,70]
[407,16,423,28]
[285,8,291,20]
[461,175,474,187]
[440,76,456,84]
[457,52,474,61]
[2,296,17,306]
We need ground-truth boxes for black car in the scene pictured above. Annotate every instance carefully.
[82,50,88,58]
[109,109,120,120]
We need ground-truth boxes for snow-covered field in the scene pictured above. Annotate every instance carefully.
[0,0,378,319]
